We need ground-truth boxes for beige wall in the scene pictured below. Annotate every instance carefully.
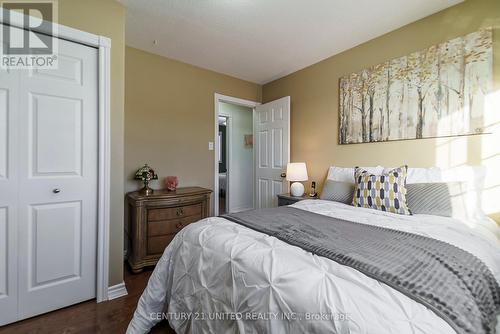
[263,0,500,221]
[124,47,261,211]
[58,0,125,286]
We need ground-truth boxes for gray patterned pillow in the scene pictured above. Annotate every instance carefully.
[406,182,468,218]
[320,180,355,204]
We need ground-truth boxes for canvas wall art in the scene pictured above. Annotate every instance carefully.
[339,29,492,144]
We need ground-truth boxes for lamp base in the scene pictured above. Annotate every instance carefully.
[140,185,154,196]
[140,179,154,196]
[290,182,305,197]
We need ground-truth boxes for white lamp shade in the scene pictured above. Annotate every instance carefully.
[286,162,308,182]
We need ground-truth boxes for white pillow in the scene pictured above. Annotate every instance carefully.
[326,166,384,183]
[384,165,490,225]
[383,167,442,184]
[332,165,486,220]
[407,167,442,184]
[441,166,486,224]
[335,165,498,240]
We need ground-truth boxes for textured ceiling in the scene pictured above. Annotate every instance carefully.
[119,0,462,84]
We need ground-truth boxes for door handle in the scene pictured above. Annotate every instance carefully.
[280,172,286,178]
[53,188,61,194]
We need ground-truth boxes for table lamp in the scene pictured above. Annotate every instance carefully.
[286,162,308,197]
[135,163,158,196]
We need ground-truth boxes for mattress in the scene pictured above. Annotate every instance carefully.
[127,200,500,334]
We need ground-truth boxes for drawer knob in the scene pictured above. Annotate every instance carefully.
[176,208,184,216]
[176,221,187,229]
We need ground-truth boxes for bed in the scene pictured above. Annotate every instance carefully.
[127,198,499,334]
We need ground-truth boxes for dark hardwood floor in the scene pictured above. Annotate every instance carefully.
[0,264,175,334]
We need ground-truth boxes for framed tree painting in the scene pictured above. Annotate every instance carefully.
[339,29,492,144]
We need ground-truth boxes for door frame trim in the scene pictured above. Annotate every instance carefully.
[214,93,260,216]
[0,11,112,302]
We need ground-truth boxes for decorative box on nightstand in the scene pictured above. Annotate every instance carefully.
[277,193,318,206]
[126,187,212,273]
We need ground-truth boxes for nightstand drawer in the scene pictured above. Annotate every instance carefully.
[148,203,202,221]
[147,234,176,254]
[147,214,202,237]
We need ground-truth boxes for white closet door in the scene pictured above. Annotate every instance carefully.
[16,38,98,319]
[0,45,20,326]
[254,96,290,208]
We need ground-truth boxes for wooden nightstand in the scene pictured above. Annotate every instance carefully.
[126,187,212,273]
[277,193,317,206]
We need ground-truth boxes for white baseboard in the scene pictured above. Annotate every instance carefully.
[107,282,128,300]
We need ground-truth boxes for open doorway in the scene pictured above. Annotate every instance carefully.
[214,94,260,216]
[218,115,229,214]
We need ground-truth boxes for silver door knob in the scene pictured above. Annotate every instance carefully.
[280,172,286,178]
[53,188,61,194]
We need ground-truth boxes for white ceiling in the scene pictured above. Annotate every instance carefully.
[119,0,462,84]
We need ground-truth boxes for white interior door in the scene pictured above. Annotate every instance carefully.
[0,43,20,325]
[0,32,99,324]
[254,96,290,208]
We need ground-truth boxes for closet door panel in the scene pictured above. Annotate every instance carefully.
[30,93,83,177]
[16,38,98,320]
[0,87,7,179]
[29,202,82,286]
[0,59,19,326]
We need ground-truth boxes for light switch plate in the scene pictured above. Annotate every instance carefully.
[208,141,214,150]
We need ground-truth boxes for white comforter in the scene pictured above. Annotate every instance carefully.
[127,200,500,334]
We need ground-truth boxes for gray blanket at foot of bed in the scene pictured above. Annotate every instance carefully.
[222,206,500,334]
